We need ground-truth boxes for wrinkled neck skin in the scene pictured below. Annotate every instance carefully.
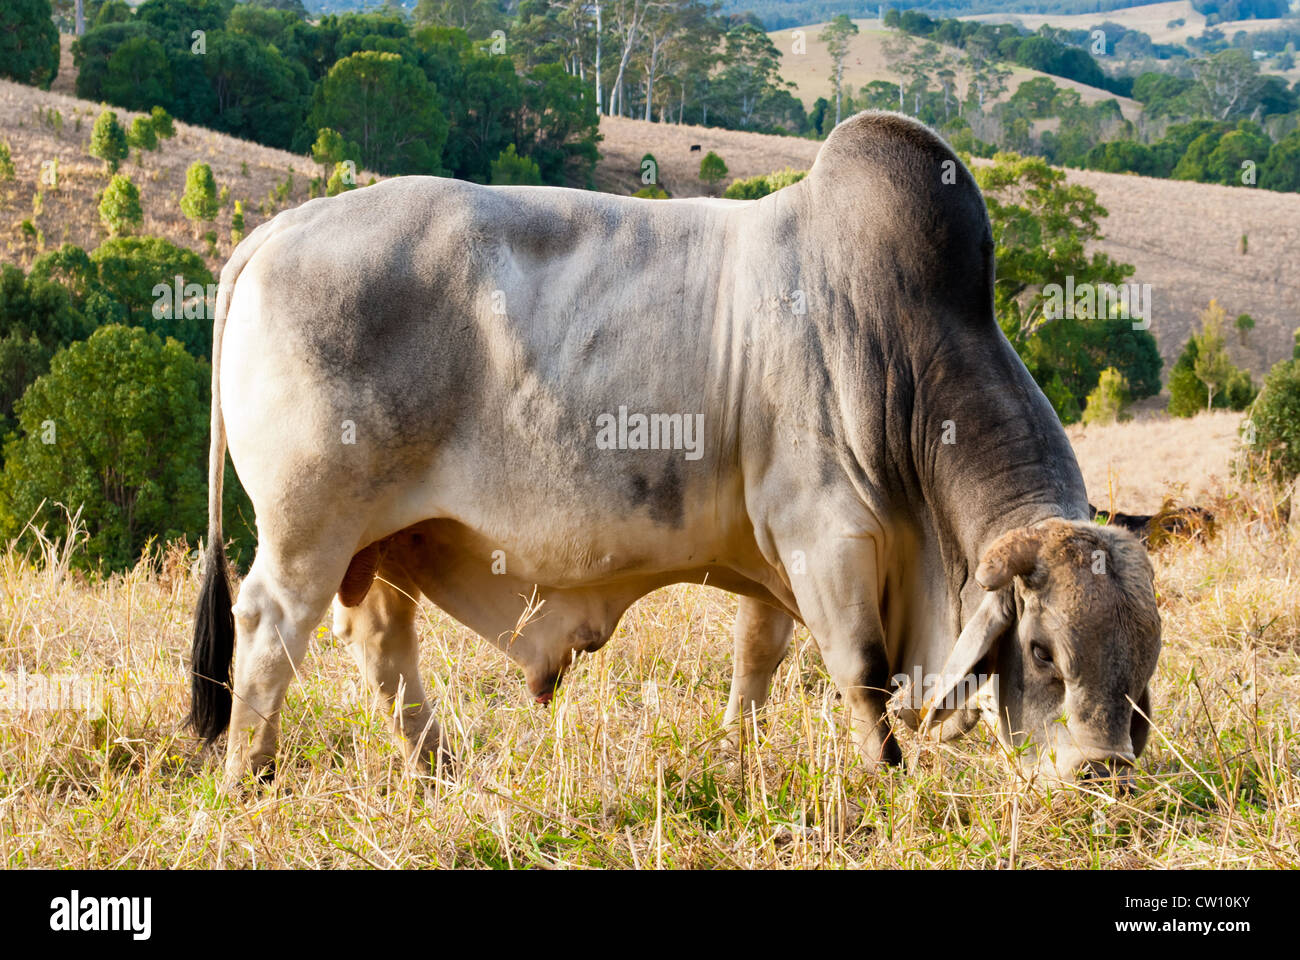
[769,170,1090,652]
[912,322,1092,616]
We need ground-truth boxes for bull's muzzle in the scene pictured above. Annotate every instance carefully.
[1075,753,1137,790]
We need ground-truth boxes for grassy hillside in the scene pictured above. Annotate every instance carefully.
[963,1,1300,83]
[0,78,377,276]
[595,115,1300,378]
[1,409,1294,868]
[964,0,1289,45]
[766,21,1144,119]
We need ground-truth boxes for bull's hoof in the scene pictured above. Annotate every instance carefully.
[859,734,902,773]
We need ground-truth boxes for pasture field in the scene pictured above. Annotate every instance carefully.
[1,412,1296,868]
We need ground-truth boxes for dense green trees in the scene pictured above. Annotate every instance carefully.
[90,237,215,356]
[305,51,449,176]
[0,326,251,571]
[71,7,602,185]
[973,152,1161,422]
[1260,129,1300,193]
[1,235,216,453]
[1084,118,1297,190]
[0,265,97,443]
[201,31,312,149]
[0,0,60,89]
[0,234,249,571]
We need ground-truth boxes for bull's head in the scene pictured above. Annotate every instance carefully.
[925,518,1161,783]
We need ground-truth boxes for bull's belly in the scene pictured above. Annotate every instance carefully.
[383,486,751,590]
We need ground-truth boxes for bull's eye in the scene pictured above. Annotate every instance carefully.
[1031,642,1054,667]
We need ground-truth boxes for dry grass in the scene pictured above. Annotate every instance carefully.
[0,78,378,275]
[594,114,822,196]
[1,423,1297,868]
[1068,409,1245,513]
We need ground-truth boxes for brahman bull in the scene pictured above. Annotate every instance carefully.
[191,111,1161,789]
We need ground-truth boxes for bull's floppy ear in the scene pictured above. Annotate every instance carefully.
[921,590,1014,731]
[975,526,1043,590]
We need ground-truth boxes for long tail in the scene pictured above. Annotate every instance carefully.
[188,220,278,743]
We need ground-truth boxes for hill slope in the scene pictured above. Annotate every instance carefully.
[0,78,369,275]
[767,21,1143,120]
[963,2,1300,84]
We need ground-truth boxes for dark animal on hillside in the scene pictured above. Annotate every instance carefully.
[1090,503,1216,546]
[689,144,701,152]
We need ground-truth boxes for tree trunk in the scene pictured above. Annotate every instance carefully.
[835,62,843,125]
[609,1,644,122]
[644,43,658,122]
[595,1,603,115]
[76,0,85,35]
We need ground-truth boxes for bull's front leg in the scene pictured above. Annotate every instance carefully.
[773,526,901,771]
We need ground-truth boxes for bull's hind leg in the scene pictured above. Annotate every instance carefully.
[333,561,452,775]
[723,598,793,746]
[223,542,354,791]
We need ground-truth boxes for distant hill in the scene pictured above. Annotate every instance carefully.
[962,1,1295,42]
[765,21,1143,118]
[729,1,1171,31]
[961,1,1300,85]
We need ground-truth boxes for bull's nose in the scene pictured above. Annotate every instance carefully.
[529,673,560,705]
[1077,756,1136,789]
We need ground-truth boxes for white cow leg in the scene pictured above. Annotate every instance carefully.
[334,567,452,776]
[221,554,341,792]
[778,534,902,772]
[723,597,794,748]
